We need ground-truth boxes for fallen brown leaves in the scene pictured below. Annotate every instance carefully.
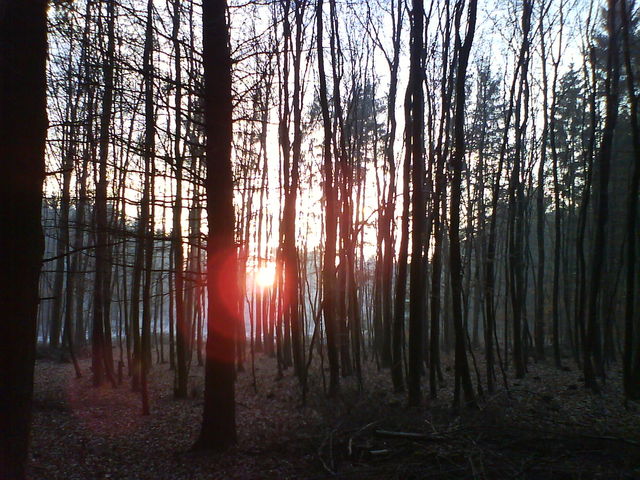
[27,350,640,479]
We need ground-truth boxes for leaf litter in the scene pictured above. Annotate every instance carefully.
[28,350,640,479]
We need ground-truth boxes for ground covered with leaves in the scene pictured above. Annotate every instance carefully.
[28,349,640,479]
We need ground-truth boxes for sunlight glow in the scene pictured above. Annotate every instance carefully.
[254,264,275,289]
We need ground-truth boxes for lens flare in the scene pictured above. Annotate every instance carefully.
[254,265,275,288]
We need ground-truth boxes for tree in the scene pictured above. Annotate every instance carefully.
[278,0,305,380]
[468,59,501,393]
[0,1,48,478]
[92,0,117,387]
[507,0,533,380]
[450,0,478,409]
[407,0,426,407]
[317,0,341,397]
[170,0,189,399]
[393,88,412,395]
[535,0,550,361]
[428,2,453,399]
[584,0,621,392]
[363,0,405,391]
[193,0,238,450]
[139,0,156,415]
[548,1,566,369]
[620,0,640,400]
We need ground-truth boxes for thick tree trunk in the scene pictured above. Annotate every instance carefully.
[620,0,639,400]
[194,0,237,450]
[407,0,425,407]
[0,1,47,478]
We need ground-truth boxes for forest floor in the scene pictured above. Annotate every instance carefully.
[28,347,640,480]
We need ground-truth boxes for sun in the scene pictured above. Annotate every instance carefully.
[254,264,275,288]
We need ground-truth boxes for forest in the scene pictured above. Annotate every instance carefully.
[1,0,639,478]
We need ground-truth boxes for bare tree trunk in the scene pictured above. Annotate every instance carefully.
[49,47,76,348]
[379,0,403,381]
[584,0,620,393]
[328,0,352,378]
[139,0,155,415]
[317,0,340,396]
[484,4,526,393]
[194,0,237,450]
[254,65,272,353]
[508,0,532,381]
[93,0,117,387]
[0,1,47,477]
[450,0,477,409]
[548,7,565,369]
[62,71,82,373]
[279,0,304,378]
[535,2,549,360]
[290,0,306,380]
[429,3,453,399]
[73,14,94,347]
[575,47,597,368]
[170,0,189,399]
[392,87,413,394]
[407,0,425,407]
[621,0,640,400]
[168,244,176,370]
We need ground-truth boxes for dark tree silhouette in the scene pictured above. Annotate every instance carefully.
[92,0,117,388]
[450,0,478,409]
[407,0,425,408]
[317,0,341,397]
[620,0,640,400]
[193,0,237,450]
[584,0,621,393]
[0,1,48,478]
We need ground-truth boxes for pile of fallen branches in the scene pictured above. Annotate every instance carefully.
[316,417,640,479]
